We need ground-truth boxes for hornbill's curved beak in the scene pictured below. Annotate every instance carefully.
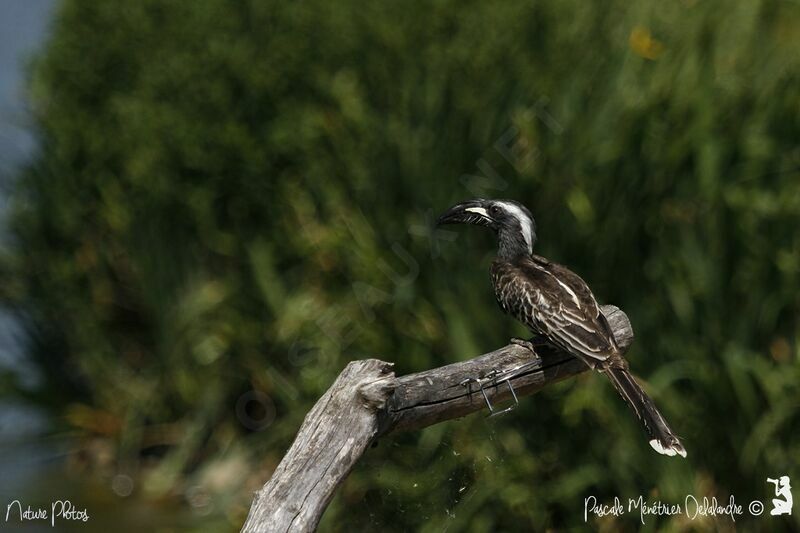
[436,199,493,227]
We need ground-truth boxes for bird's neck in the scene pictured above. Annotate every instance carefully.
[497,230,532,262]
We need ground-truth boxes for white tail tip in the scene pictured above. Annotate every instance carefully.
[650,438,687,458]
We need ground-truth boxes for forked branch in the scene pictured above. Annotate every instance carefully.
[242,305,633,532]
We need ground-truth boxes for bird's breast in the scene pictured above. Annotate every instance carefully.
[491,262,534,320]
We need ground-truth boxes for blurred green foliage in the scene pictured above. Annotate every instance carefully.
[2,0,800,530]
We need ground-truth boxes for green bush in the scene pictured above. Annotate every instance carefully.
[4,0,799,530]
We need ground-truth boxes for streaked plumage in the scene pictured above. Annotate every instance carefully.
[491,254,616,368]
[438,198,686,458]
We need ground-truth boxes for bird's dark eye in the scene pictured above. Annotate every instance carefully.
[489,205,502,217]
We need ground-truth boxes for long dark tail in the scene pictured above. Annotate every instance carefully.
[604,366,687,458]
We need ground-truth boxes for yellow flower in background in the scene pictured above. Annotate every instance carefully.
[630,25,665,59]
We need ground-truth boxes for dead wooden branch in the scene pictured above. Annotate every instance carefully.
[241,305,632,533]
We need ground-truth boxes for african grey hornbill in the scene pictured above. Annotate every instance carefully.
[437,198,686,458]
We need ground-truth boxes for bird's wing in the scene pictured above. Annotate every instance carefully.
[513,257,618,364]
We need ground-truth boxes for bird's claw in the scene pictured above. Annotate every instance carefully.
[509,337,536,353]
[460,369,519,417]
[509,335,548,353]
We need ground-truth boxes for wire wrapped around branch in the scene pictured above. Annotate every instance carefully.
[242,304,632,533]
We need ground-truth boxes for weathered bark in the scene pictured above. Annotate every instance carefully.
[242,305,632,533]
[241,359,395,532]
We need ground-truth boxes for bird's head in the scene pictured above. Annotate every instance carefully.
[437,198,537,259]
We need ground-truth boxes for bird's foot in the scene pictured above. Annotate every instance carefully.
[460,369,519,417]
[509,335,548,353]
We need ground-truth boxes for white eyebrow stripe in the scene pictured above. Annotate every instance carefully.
[496,201,533,254]
[465,207,489,217]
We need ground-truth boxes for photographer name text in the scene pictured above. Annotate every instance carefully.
[584,494,766,524]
